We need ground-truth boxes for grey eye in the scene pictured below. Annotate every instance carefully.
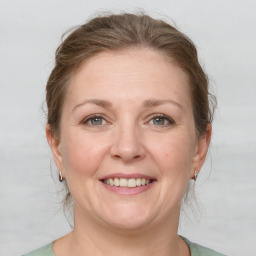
[149,115,175,127]
[153,117,166,125]
[90,117,104,125]
[82,115,107,126]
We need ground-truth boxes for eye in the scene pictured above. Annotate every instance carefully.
[148,114,175,127]
[82,115,107,126]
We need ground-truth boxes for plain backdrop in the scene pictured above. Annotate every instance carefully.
[0,0,256,255]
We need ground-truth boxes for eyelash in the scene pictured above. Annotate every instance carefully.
[81,114,175,127]
[148,114,175,127]
[81,114,107,126]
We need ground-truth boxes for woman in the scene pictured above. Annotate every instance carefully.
[24,12,226,256]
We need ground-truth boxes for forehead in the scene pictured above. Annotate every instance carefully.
[67,48,191,107]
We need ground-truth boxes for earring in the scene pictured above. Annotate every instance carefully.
[194,170,198,181]
[59,171,64,182]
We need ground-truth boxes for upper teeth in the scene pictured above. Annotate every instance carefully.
[103,178,151,187]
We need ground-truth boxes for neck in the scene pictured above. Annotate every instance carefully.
[62,206,189,256]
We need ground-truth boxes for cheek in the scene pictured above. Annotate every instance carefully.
[60,129,110,177]
[147,132,194,178]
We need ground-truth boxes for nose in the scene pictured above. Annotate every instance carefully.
[110,122,146,163]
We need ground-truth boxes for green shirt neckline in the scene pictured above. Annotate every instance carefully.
[23,236,227,256]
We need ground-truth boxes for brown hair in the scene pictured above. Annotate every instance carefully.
[46,12,216,139]
[46,12,216,216]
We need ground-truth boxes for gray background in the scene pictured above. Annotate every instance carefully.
[0,0,256,255]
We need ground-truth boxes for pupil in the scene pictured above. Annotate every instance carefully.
[154,117,164,125]
[92,118,102,125]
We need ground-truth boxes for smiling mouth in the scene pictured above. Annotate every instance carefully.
[100,178,156,188]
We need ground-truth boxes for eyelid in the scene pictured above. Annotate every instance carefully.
[81,114,109,126]
[80,113,175,127]
[147,114,175,126]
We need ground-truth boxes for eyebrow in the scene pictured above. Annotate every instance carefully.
[72,99,112,112]
[143,99,183,109]
[72,98,183,112]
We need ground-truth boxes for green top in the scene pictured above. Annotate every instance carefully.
[23,236,227,256]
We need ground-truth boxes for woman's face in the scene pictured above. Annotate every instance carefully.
[47,48,210,230]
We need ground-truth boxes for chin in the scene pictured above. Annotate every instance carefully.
[97,205,156,231]
[103,216,152,231]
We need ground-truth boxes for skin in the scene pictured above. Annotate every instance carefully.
[46,48,211,256]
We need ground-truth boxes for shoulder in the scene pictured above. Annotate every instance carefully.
[181,236,228,256]
[22,242,54,256]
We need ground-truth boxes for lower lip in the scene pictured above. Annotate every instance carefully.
[101,181,156,195]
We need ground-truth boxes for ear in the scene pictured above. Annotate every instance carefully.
[190,124,212,179]
[45,124,64,176]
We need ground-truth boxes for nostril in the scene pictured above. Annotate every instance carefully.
[110,132,146,161]
[111,152,144,162]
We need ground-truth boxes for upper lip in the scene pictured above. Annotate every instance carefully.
[99,173,156,180]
